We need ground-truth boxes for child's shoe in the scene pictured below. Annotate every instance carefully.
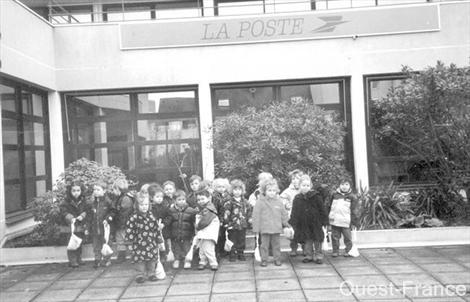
[148,275,158,282]
[198,264,206,270]
[136,276,146,284]
[173,260,180,269]
[229,252,236,262]
[274,260,282,266]
[116,251,127,263]
[93,259,101,268]
[343,253,352,257]
[210,265,218,271]
[183,261,191,269]
[331,251,339,257]
[315,258,323,264]
[289,250,297,257]
[260,261,268,267]
[302,258,313,263]
[102,259,112,267]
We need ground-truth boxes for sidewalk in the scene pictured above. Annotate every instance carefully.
[1,245,469,302]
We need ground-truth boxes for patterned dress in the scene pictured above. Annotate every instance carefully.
[125,211,160,262]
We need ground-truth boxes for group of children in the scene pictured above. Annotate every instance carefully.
[60,171,359,283]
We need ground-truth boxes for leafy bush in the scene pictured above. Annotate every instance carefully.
[8,158,131,247]
[212,98,351,193]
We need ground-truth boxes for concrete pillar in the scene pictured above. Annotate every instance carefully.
[203,0,215,17]
[198,82,215,180]
[92,3,103,22]
[350,68,369,190]
[48,91,65,186]
[0,99,5,245]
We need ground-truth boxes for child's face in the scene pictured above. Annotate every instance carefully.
[265,186,278,199]
[340,182,351,193]
[93,185,105,197]
[299,180,312,194]
[214,184,226,194]
[175,196,187,208]
[164,185,175,197]
[232,188,243,198]
[71,186,81,199]
[138,199,150,213]
[197,195,210,206]
[190,180,200,192]
[292,174,302,189]
[152,192,164,204]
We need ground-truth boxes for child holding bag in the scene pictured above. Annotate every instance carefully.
[126,192,164,283]
[60,181,89,268]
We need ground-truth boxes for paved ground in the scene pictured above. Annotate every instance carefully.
[1,245,469,302]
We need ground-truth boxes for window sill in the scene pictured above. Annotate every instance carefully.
[6,209,33,225]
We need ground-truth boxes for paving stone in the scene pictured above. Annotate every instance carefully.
[101,268,138,278]
[431,272,470,285]
[387,273,441,287]
[399,284,467,299]
[255,267,296,279]
[89,276,132,288]
[120,298,164,302]
[214,271,254,282]
[49,279,91,290]
[292,261,333,269]
[217,263,252,272]
[327,257,369,266]
[121,284,169,299]
[167,281,212,296]
[398,248,441,258]
[163,294,209,302]
[172,271,214,284]
[299,275,344,289]
[253,262,292,271]
[366,258,412,266]
[210,292,257,302]
[0,290,39,302]
[343,275,391,287]
[411,298,467,302]
[212,280,255,294]
[304,288,356,301]
[34,289,83,302]
[376,264,424,274]
[420,263,468,272]
[257,278,301,291]
[335,264,380,276]
[352,285,406,301]
[76,287,123,300]
[258,290,307,302]
[24,272,61,281]
[296,268,338,277]
[61,269,102,280]
[408,257,455,264]
[5,280,51,292]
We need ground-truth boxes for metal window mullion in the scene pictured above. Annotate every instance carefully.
[16,87,28,211]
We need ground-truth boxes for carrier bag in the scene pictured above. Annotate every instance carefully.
[166,239,175,262]
[224,230,234,252]
[185,237,198,263]
[283,226,295,240]
[321,227,330,251]
[101,222,114,257]
[155,259,166,280]
[67,221,82,251]
[348,227,360,257]
[254,234,261,262]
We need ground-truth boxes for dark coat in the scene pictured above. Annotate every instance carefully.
[113,192,134,229]
[89,195,115,236]
[187,192,198,209]
[212,191,230,221]
[223,196,252,230]
[125,211,160,262]
[289,191,328,243]
[60,196,89,233]
[165,205,198,240]
[151,201,170,238]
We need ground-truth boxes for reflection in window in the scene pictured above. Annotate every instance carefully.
[265,0,312,13]
[105,5,152,21]
[217,0,265,16]
[1,84,16,111]
[72,95,131,117]
[214,87,274,112]
[3,150,20,180]
[137,118,199,141]
[50,6,93,24]
[2,118,18,145]
[155,1,201,19]
[138,91,197,113]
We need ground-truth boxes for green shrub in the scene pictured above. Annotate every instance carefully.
[212,98,351,193]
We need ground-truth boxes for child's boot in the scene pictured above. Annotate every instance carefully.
[93,258,101,268]
[67,250,79,268]
[116,251,127,263]
[229,251,236,262]
[183,261,191,269]
[237,251,246,261]
[102,256,112,267]
[77,246,85,265]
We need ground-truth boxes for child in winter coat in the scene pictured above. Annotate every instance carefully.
[111,179,134,263]
[163,181,176,205]
[327,179,359,257]
[252,179,289,267]
[280,169,304,256]
[289,175,328,264]
[89,181,115,268]
[195,189,220,271]
[149,184,170,258]
[248,172,273,207]
[126,192,163,283]
[212,178,230,258]
[187,175,202,208]
[60,181,89,267]
[165,190,198,269]
[223,179,252,262]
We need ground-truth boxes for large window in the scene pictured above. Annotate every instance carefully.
[212,78,354,178]
[1,79,51,223]
[64,89,201,187]
[366,74,423,185]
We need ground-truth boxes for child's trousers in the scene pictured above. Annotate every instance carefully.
[136,260,156,277]
[198,239,218,266]
[171,238,192,260]
[304,239,323,260]
[228,229,246,255]
[115,228,129,252]
[260,233,281,261]
[331,225,352,253]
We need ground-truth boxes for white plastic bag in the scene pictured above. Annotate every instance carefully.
[224,230,234,252]
[283,226,295,240]
[254,234,261,262]
[101,222,114,257]
[348,227,360,257]
[166,239,175,262]
[155,260,166,280]
[185,237,198,263]
[67,222,82,251]
[321,227,330,251]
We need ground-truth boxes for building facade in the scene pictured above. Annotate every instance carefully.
[1,0,469,244]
